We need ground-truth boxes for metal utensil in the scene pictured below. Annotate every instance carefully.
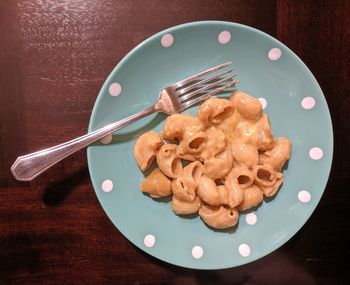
[11,62,237,181]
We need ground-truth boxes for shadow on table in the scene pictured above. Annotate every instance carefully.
[131,236,318,285]
[42,168,89,206]
[40,111,165,205]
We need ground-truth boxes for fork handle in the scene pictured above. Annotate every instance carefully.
[11,105,156,181]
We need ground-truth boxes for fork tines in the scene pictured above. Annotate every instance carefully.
[173,62,238,107]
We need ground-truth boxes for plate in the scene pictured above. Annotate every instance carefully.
[87,21,333,269]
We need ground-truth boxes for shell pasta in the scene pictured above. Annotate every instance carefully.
[134,90,291,230]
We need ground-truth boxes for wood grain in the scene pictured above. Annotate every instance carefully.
[0,0,349,284]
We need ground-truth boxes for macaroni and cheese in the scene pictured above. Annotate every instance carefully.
[134,90,291,229]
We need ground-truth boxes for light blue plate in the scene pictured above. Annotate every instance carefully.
[87,21,333,269]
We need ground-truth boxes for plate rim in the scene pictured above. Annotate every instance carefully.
[87,20,334,269]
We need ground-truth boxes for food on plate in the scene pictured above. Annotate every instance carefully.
[134,90,291,229]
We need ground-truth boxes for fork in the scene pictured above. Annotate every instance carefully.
[11,62,237,181]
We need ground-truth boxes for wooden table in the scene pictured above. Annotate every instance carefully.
[1,0,349,284]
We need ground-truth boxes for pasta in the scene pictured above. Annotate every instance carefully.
[227,165,254,189]
[230,90,262,120]
[197,97,234,126]
[163,114,203,140]
[134,131,163,171]
[172,161,203,201]
[231,142,259,169]
[254,164,284,197]
[218,184,242,208]
[238,184,264,211]
[196,175,221,206]
[200,127,227,160]
[172,196,202,215]
[134,90,292,230]
[259,137,292,171]
[199,205,239,229]
[224,176,244,207]
[177,131,207,161]
[204,147,233,179]
[140,168,171,198]
[156,144,183,178]
[256,113,275,151]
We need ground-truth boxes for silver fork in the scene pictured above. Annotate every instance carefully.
[11,62,237,181]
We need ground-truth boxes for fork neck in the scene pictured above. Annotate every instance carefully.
[154,87,180,114]
[133,105,157,120]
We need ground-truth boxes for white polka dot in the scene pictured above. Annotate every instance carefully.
[298,190,311,203]
[301,97,316,109]
[258,97,267,109]
[309,147,323,160]
[161,33,174,48]
[268,48,282,61]
[192,245,203,259]
[218,31,231,45]
[144,234,155,247]
[245,213,257,225]
[109,82,122,97]
[239,243,251,257]
[100,134,112,144]
[101,179,113,192]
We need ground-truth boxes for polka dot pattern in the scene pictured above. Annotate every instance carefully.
[102,179,113,192]
[301,97,316,109]
[161,34,174,48]
[298,190,311,203]
[245,213,257,225]
[309,147,323,160]
[239,243,251,257]
[100,134,112,144]
[218,31,231,45]
[192,246,203,259]
[109,82,122,97]
[258,97,267,109]
[93,28,331,267]
[144,234,155,247]
[268,48,282,61]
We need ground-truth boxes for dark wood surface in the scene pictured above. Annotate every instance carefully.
[1,0,349,284]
